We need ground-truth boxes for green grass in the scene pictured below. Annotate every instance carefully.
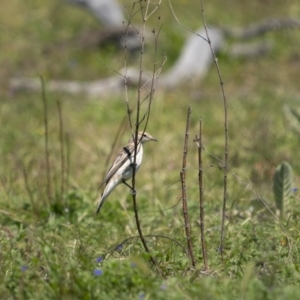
[1,0,300,299]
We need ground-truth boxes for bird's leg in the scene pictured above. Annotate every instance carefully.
[122,180,137,196]
[122,180,133,190]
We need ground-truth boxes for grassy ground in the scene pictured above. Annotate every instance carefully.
[1,0,300,299]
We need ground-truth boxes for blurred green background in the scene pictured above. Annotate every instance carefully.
[1,0,300,299]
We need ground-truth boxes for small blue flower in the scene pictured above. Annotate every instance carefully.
[292,188,298,193]
[93,269,103,276]
[116,244,123,251]
[139,292,145,299]
[96,256,103,263]
[21,266,28,272]
[130,262,137,268]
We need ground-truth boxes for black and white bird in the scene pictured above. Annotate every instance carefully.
[96,131,157,213]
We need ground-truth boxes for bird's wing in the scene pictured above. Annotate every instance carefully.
[98,143,134,190]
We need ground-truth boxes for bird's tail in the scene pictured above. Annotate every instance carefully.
[96,180,115,213]
[96,195,105,214]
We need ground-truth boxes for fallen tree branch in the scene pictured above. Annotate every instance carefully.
[46,26,142,53]
[223,17,300,39]
[9,68,150,97]
[9,17,300,96]
[226,41,273,58]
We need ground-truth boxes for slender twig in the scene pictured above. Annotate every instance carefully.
[21,164,36,213]
[141,25,164,132]
[128,0,164,277]
[180,106,196,268]
[199,146,290,239]
[102,114,129,181]
[231,170,292,257]
[105,234,188,260]
[123,21,134,132]
[231,171,290,233]
[56,100,65,203]
[65,133,71,202]
[131,0,145,257]
[40,76,52,205]
[195,119,208,270]
[200,0,229,262]
[0,175,9,203]
[168,0,206,41]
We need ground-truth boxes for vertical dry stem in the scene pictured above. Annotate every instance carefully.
[56,100,65,203]
[131,0,150,263]
[21,165,36,213]
[200,0,229,261]
[128,1,163,277]
[180,106,196,268]
[40,76,52,205]
[102,114,129,181]
[65,133,71,201]
[196,119,208,270]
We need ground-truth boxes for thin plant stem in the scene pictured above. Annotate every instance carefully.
[180,106,196,268]
[132,0,145,257]
[129,0,164,277]
[123,22,134,132]
[21,164,36,214]
[140,24,164,132]
[196,119,208,270]
[56,100,65,203]
[65,133,71,211]
[102,114,129,182]
[40,76,52,205]
[200,0,229,262]
[0,175,9,203]
[105,234,187,261]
